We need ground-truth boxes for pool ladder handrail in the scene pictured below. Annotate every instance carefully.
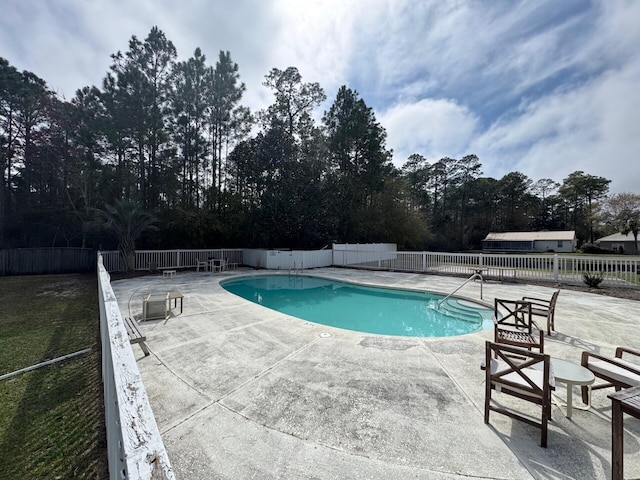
[437,272,484,308]
[289,262,303,276]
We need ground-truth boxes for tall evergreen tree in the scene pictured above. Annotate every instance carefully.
[0,58,23,246]
[171,47,210,208]
[559,171,610,243]
[455,154,482,249]
[324,86,393,242]
[261,67,325,138]
[496,171,534,231]
[401,153,431,216]
[209,51,248,207]
[104,26,177,209]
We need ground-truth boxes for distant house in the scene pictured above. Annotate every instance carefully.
[595,232,638,254]
[482,231,577,253]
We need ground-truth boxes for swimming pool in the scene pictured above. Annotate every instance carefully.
[221,275,493,337]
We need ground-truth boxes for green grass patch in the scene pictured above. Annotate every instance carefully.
[0,274,108,479]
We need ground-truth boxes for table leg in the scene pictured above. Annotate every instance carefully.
[551,383,592,418]
[571,384,592,412]
[611,398,623,480]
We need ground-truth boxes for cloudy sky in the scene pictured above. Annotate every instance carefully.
[2,0,639,193]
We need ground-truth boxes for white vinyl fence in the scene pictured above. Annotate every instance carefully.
[100,247,639,288]
[101,249,244,272]
[97,254,175,480]
[242,249,332,270]
[334,249,639,288]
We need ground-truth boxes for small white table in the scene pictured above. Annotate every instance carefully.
[536,357,595,418]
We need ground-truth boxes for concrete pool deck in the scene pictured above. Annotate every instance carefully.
[111,268,640,480]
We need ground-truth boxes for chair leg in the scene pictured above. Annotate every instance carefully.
[541,404,549,448]
[581,385,589,404]
[484,370,492,424]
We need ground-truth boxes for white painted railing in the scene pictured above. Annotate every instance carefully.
[335,250,639,288]
[101,249,244,272]
[97,254,175,480]
[101,250,126,272]
[100,247,639,288]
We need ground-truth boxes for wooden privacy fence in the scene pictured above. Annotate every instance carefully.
[0,248,95,276]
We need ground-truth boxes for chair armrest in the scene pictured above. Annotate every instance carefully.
[582,350,640,376]
[522,296,551,307]
[522,296,549,303]
[582,350,613,364]
[616,347,640,360]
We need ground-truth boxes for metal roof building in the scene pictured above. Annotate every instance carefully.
[482,231,577,253]
[595,232,638,254]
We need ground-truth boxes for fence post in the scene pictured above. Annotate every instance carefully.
[553,254,559,283]
[479,253,484,268]
[177,250,182,268]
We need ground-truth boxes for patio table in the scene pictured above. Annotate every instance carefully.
[167,291,184,314]
[535,357,595,418]
[609,385,640,480]
[209,258,226,272]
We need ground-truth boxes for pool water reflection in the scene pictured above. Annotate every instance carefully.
[221,275,493,337]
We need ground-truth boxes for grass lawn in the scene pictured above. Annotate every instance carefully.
[0,274,108,479]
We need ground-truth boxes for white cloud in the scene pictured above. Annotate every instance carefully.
[379,98,479,165]
[471,58,640,192]
[465,0,640,193]
[272,1,354,89]
[1,0,639,194]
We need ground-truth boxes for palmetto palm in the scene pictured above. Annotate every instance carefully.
[621,216,639,254]
[96,200,158,272]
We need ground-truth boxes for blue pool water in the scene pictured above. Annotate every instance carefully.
[220,275,493,337]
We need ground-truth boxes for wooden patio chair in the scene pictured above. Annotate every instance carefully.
[522,290,560,335]
[483,341,555,447]
[581,347,640,404]
[494,299,544,356]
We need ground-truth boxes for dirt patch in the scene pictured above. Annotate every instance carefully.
[34,274,94,299]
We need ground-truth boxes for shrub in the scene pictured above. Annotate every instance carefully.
[579,243,614,254]
[582,270,604,288]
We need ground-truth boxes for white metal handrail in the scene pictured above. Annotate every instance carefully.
[437,271,484,308]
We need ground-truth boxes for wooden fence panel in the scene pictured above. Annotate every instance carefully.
[0,248,95,276]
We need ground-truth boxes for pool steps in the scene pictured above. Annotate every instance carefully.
[437,298,488,324]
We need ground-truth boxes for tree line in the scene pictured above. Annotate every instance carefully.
[1,27,639,253]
